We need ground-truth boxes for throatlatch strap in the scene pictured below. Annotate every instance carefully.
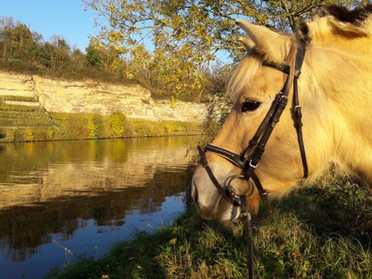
[251,173,272,214]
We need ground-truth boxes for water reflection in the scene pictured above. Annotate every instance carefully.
[0,136,197,278]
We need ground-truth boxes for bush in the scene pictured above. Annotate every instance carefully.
[63,114,90,139]
[107,112,127,137]
[88,113,105,138]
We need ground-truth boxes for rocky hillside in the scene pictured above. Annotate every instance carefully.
[0,71,207,122]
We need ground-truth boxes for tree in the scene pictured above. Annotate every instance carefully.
[0,17,36,61]
[52,36,71,73]
[70,48,86,76]
[0,17,15,59]
[85,37,121,73]
[82,0,366,98]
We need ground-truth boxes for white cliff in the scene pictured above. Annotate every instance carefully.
[0,71,207,122]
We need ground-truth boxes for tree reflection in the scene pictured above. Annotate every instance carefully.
[0,136,196,262]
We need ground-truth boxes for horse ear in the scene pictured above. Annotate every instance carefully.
[238,37,255,51]
[235,19,289,59]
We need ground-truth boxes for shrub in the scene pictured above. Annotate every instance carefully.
[0,129,6,139]
[107,112,127,137]
[24,129,35,141]
[64,114,90,139]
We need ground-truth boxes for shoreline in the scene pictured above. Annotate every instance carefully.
[0,112,204,143]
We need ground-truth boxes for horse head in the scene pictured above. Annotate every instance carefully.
[192,5,372,221]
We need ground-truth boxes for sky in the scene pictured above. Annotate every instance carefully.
[0,0,101,52]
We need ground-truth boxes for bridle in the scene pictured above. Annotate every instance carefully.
[196,40,308,279]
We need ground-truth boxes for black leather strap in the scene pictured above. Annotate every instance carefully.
[262,60,290,74]
[197,145,241,207]
[240,195,254,279]
[196,27,310,279]
[198,44,309,209]
[241,91,288,161]
[205,144,245,168]
[291,43,308,178]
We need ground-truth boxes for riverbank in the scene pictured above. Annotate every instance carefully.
[45,168,371,279]
[0,111,202,142]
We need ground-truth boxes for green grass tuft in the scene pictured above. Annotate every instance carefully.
[45,170,371,279]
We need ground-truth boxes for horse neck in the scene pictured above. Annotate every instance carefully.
[303,42,372,102]
[301,44,372,185]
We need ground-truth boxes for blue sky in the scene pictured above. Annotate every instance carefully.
[0,0,100,51]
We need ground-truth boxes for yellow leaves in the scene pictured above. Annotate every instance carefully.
[108,5,115,12]
[108,112,126,136]
[169,96,176,109]
[124,44,153,79]
[114,45,127,54]
[172,15,183,27]
[85,0,221,98]
[125,71,134,79]
[24,129,34,141]
[110,57,120,70]
[108,31,123,43]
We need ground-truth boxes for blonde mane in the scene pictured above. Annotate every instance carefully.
[302,6,372,184]
[229,6,372,90]
[227,55,261,102]
[307,5,372,54]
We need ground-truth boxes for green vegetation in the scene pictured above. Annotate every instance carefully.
[45,168,370,279]
[1,3,370,276]
[0,16,205,102]
[0,93,202,142]
[82,0,366,100]
[0,111,201,142]
[2,2,366,103]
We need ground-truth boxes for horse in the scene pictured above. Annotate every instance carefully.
[192,5,372,221]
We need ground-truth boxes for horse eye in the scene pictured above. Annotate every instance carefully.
[241,101,260,112]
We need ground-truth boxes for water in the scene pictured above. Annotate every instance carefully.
[0,136,198,278]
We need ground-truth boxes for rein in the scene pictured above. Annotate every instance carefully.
[197,42,308,279]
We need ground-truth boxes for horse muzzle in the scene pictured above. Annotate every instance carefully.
[191,166,242,220]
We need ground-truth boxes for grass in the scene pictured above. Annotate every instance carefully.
[0,95,37,103]
[0,117,52,126]
[0,111,202,142]
[0,103,43,112]
[45,169,371,279]
[0,111,49,119]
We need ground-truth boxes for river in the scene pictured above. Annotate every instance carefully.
[0,136,198,278]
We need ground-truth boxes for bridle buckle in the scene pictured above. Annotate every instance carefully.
[278,94,288,106]
[248,160,258,169]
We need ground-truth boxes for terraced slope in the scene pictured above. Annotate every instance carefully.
[0,95,57,141]
[0,95,55,127]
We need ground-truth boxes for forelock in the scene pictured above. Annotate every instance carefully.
[227,55,261,102]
